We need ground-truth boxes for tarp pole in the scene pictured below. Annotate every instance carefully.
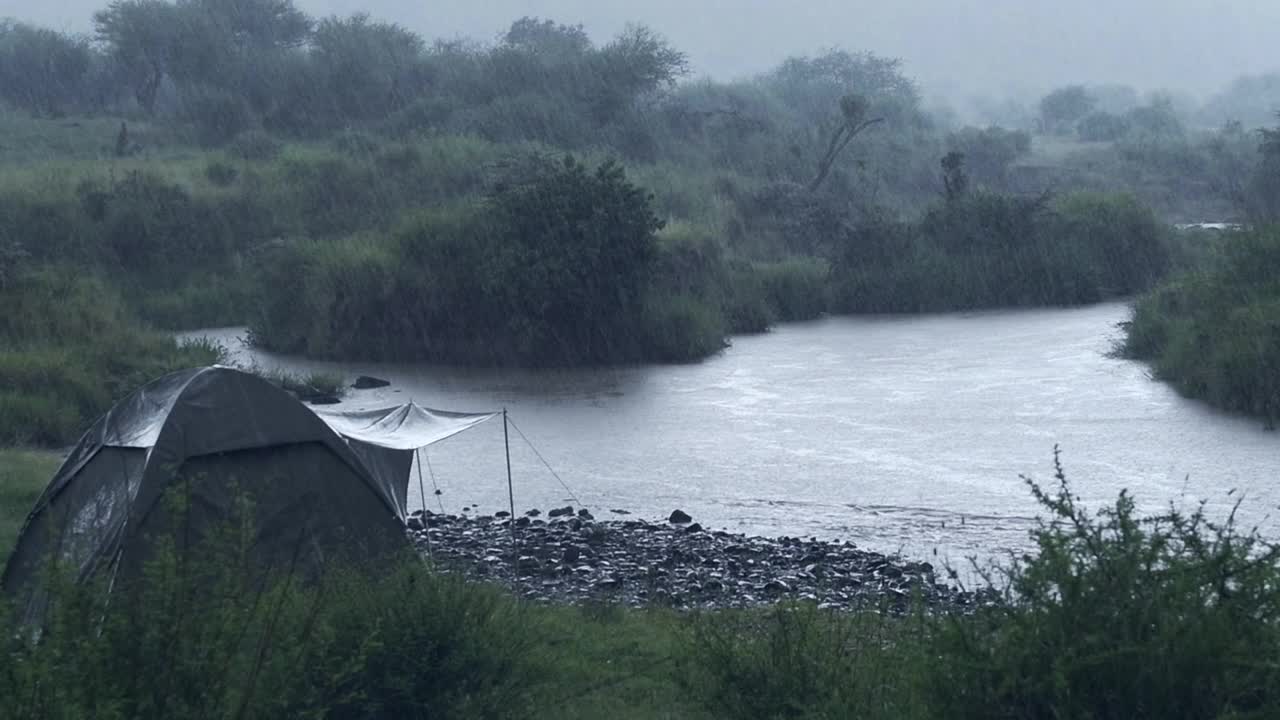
[503,409,517,550]
[414,449,433,561]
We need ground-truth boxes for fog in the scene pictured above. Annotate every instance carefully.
[8,0,1280,104]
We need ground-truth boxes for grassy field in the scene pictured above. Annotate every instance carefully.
[0,448,58,566]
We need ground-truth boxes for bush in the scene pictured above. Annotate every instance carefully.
[227,129,283,162]
[0,269,220,446]
[1,539,541,719]
[1122,228,1280,425]
[639,293,727,363]
[929,450,1280,719]
[204,160,238,187]
[185,88,255,147]
[755,258,829,321]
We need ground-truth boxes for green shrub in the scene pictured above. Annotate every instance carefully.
[639,293,727,363]
[0,269,221,446]
[203,160,238,187]
[929,450,1280,719]
[185,88,255,147]
[1122,229,1280,424]
[0,538,541,719]
[755,257,829,321]
[227,129,283,161]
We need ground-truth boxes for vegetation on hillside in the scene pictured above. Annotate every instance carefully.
[1120,118,1280,426]
[0,0,1273,423]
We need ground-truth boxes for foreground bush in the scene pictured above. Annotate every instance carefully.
[930,450,1280,719]
[1,554,540,720]
[1122,228,1280,425]
[684,450,1280,719]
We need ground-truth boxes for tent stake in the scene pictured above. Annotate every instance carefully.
[414,449,433,561]
[504,409,517,551]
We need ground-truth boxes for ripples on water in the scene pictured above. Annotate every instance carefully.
[183,302,1278,567]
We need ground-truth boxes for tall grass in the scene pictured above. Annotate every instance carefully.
[0,270,221,446]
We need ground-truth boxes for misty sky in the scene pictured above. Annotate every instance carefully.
[8,0,1280,105]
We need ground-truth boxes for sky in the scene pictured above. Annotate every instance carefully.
[7,0,1280,106]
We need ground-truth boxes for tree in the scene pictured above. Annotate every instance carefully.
[481,156,663,363]
[311,13,428,123]
[0,21,92,116]
[1076,112,1131,142]
[808,93,883,192]
[93,0,182,113]
[1125,96,1183,138]
[941,151,968,201]
[1039,85,1095,135]
[1248,115,1280,222]
[946,126,1032,186]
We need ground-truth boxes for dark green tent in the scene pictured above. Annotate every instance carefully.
[1,366,410,627]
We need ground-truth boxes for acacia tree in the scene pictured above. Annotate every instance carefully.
[311,13,427,123]
[0,21,92,116]
[808,94,883,192]
[93,0,181,114]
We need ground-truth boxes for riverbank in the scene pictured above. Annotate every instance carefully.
[410,507,988,612]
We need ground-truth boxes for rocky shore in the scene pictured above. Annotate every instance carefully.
[406,506,994,612]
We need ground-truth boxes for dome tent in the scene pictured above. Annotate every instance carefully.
[1,366,411,627]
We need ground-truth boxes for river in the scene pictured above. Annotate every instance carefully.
[182,302,1278,568]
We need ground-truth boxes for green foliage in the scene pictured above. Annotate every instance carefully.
[1076,111,1131,142]
[0,269,220,446]
[830,191,1169,313]
[929,450,1280,719]
[0,546,541,719]
[1122,228,1280,425]
[0,21,92,117]
[226,129,283,161]
[1039,85,1096,135]
[253,156,667,366]
[946,126,1032,187]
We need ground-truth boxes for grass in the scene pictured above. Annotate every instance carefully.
[0,448,57,566]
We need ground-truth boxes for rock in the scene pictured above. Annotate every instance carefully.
[594,576,622,591]
[668,509,693,524]
[685,523,704,533]
[495,511,510,518]
[763,579,791,594]
[610,509,631,515]
[351,375,392,389]
[548,506,574,518]
[562,545,582,564]
[406,516,424,531]
[515,516,531,528]
[525,509,541,517]
[577,509,594,520]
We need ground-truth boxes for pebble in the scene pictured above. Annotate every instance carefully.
[407,508,992,613]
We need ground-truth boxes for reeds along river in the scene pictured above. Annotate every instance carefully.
[183,302,1279,567]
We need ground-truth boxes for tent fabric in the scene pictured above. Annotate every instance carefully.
[1,366,410,628]
[313,403,498,522]
[314,402,498,451]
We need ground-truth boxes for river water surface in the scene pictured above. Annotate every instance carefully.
[183,302,1278,567]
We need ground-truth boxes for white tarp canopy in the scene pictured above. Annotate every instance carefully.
[313,402,502,522]
[314,402,498,450]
